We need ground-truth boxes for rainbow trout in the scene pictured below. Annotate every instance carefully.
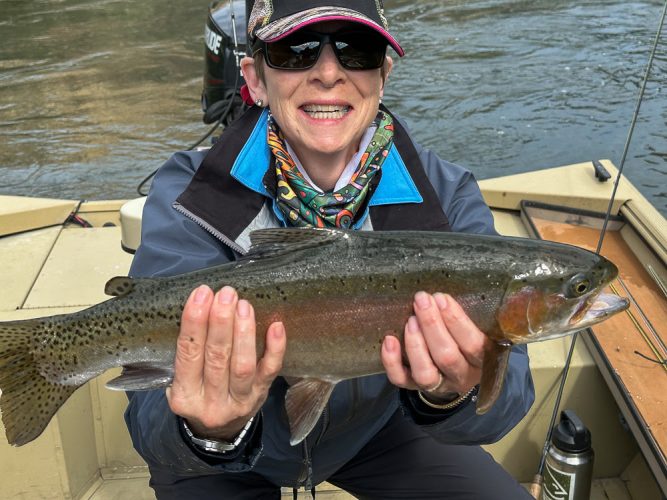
[0,228,628,446]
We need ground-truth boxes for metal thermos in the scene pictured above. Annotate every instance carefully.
[542,410,594,500]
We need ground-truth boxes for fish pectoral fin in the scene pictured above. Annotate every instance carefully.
[105,363,174,391]
[476,340,512,415]
[284,378,337,446]
[104,276,135,297]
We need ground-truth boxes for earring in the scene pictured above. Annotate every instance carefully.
[255,99,264,107]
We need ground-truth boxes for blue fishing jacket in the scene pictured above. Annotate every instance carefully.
[125,106,535,488]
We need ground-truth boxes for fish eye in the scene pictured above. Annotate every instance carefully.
[567,273,591,297]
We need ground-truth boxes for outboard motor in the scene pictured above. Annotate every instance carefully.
[202,0,248,125]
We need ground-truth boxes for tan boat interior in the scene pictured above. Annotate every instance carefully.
[0,160,665,499]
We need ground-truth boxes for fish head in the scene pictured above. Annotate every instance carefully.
[496,250,629,343]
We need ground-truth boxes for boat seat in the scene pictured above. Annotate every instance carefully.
[120,197,146,254]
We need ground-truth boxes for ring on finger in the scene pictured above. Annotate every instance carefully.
[425,372,444,393]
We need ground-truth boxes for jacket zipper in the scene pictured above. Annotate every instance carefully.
[175,200,328,497]
[295,403,330,494]
[172,202,247,255]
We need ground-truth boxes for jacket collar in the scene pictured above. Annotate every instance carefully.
[230,108,423,206]
[175,105,450,251]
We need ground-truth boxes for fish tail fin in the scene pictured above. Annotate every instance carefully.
[0,318,77,446]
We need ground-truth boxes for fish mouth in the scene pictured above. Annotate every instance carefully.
[570,293,629,328]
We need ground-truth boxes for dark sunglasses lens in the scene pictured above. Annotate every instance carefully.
[265,33,321,69]
[335,31,387,69]
[264,30,388,70]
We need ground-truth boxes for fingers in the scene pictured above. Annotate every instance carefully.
[432,293,485,367]
[227,298,257,400]
[170,285,214,401]
[256,322,286,389]
[168,285,285,437]
[404,315,443,389]
[386,291,484,395]
[201,286,236,396]
[381,335,417,390]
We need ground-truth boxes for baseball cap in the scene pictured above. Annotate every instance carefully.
[247,0,404,56]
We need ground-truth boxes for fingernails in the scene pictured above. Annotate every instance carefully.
[407,315,419,334]
[218,286,236,304]
[271,322,285,340]
[433,293,448,310]
[414,291,431,310]
[383,336,396,353]
[237,299,251,318]
[193,285,210,304]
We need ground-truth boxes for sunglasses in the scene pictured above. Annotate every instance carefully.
[254,29,388,71]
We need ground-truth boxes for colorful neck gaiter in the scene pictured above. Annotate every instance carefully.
[269,111,394,228]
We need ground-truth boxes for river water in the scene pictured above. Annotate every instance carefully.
[1,0,666,216]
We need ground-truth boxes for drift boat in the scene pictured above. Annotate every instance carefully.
[0,159,665,499]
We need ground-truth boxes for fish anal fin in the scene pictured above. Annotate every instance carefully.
[476,340,512,415]
[284,378,337,446]
[106,363,174,391]
[104,276,135,297]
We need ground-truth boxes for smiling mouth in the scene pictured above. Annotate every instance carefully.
[302,104,351,120]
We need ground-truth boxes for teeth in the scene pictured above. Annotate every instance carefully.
[302,104,350,119]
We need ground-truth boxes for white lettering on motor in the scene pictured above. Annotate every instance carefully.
[205,25,222,55]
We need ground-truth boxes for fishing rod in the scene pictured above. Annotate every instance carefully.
[529,1,667,497]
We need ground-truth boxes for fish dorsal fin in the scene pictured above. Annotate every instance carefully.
[245,227,346,259]
[475,340,512,414]
[105,363,174,391]
[284,378,337,446]
[104,276,135,297]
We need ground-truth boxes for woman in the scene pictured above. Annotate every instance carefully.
[125,1,535,498]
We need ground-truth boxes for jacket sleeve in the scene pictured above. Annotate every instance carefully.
[398,134,535,445]
[124,150,263,475]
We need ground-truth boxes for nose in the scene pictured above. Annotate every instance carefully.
[309,43,345,86]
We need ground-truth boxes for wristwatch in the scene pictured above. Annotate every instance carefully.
[181,416,254,454]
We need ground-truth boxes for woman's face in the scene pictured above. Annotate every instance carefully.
[243,22,392,164]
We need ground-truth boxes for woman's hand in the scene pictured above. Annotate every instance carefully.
[381,292,484,399]
[166,285,286,440]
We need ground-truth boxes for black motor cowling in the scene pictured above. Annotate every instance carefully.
[202,0,248,125]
